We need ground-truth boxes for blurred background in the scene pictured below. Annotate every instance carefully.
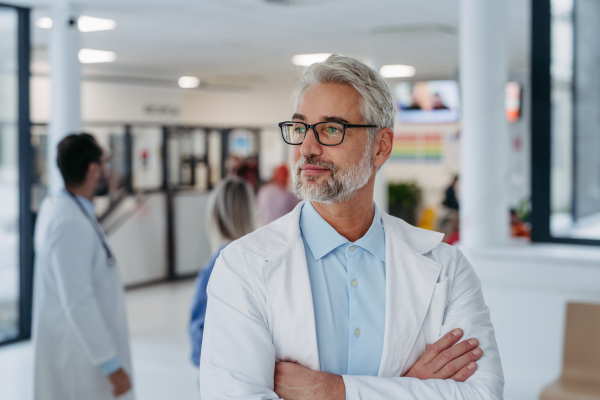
[1,0,600,399]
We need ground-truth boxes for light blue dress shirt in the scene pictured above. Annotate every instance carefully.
[299,201,386,379]
[60,189,122,376]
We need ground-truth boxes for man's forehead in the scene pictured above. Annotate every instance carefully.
[292,113,350,124]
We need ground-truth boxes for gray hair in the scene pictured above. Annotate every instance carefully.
[206,177,256,251]
[293,53,397,140]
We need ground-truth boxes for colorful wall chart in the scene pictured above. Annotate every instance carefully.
[390,133,443,162]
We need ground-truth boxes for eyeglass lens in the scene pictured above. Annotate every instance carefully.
[282,122,345,145]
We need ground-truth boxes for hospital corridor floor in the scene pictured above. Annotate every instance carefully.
[0,280,200,400]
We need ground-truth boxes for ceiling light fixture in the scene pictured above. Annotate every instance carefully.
[78,16,117,32]
[36,16,116,32]
[78,48,117,64]
[178,76,200,89]
[291,53,331,66]
[36,17,53,29]
[379,64,416,78]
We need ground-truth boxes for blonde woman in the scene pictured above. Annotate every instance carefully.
[189,177,256,366]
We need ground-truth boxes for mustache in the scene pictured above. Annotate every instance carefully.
[294,155,339,173]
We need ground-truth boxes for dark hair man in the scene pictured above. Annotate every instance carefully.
[32,133,134,400]
[200,54,503,399]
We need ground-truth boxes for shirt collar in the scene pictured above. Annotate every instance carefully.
[354,205,386,262]
[60,188,96,217]
[299,201,386,262]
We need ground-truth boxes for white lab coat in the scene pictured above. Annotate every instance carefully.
[32,194,135,400]
[200,202,504,399]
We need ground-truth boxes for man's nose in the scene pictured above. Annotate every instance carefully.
[299,127,323,157]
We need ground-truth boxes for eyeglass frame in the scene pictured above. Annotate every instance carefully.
[278,121,377,146]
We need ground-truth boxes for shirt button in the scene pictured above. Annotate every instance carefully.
[351,279,359,287]
[349,245,356,252]
[354,329,361,337]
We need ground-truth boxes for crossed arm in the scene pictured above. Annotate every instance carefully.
[274,328,483,400]
[199,250,504,399]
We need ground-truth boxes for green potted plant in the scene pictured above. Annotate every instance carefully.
[388,181,422,225]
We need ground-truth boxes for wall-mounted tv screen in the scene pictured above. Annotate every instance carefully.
[395,80,460,124]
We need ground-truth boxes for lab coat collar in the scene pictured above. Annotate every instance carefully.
[377,212,444,376]
[379,210,444,255]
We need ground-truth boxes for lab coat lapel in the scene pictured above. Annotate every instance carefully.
[262,222,321,371]
[378,213,443,377]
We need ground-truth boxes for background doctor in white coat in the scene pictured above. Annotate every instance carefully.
[32,133,134,400]
[200,54,503,399]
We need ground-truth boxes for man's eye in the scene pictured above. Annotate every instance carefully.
[327,127,341,133]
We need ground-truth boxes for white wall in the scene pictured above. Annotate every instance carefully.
[107,193,168,286]
[174,191,212,275]
[182,79,296,127]
[464,244,600,400]
[31,76,185,124]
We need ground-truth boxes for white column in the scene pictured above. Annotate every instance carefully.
[459,0,509,247]
[48,1,81,194]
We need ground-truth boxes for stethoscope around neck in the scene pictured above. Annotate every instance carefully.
[66,190,116,266]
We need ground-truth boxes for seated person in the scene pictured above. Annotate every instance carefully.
[199,54,504,399]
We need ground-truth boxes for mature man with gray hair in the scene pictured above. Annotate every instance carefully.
[200,54,504,399]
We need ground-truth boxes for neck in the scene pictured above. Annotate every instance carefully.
[311,178,375,242]
[66,184,95,202]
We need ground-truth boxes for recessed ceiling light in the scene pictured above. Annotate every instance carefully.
[178,76,200,88]
[291,53,331,66]
[36,17,53,29]
[78,48,117,63]
[380,64,416,78]
[78,16,117,32]
[35,16,116,32]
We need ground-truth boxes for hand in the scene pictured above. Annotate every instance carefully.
[107,368,131,397]
[274,362,345,400]
[404,328,483,382]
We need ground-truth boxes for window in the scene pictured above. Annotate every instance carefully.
[0,4,32,345]
[531,0,600,245]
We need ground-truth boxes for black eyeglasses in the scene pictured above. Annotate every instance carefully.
[279,121,377,146]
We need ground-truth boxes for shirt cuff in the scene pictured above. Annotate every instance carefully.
[342,375,355,400]
[100,356,122,376]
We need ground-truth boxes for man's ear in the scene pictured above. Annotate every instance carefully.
[86,162,101,182]
[373,127,394,167]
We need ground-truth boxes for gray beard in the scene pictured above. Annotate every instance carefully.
[293,144,374,204]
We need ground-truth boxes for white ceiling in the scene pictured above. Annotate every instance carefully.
[7,0,531,86]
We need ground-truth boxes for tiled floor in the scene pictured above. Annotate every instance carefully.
[0,280,200,400]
